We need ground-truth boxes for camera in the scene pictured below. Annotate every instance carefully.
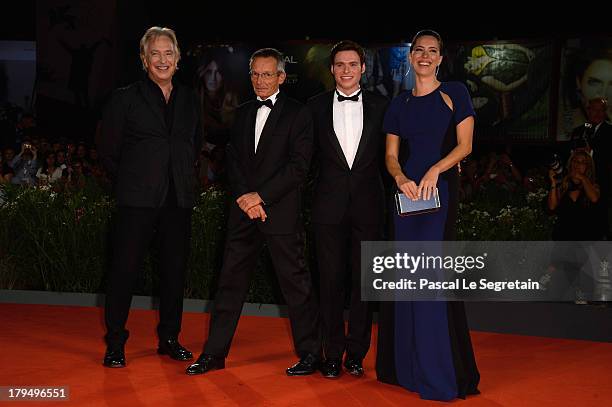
[548,153,564,180]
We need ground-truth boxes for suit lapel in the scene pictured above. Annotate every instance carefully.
[254,94,285,167]
[353,91,375,168]
[246,102,258,162]
[138,81,168,133]
[324,92,350,170]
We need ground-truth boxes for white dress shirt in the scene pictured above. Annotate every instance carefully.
[333,88,363,169]
[255,90,279,153]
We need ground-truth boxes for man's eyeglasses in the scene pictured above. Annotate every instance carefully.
[250,71,280,80]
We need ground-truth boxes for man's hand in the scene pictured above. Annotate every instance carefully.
[237,192,264,212]
[246,204,267,222]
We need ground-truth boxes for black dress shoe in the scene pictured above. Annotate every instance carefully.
[320,358,341,378]
[185,353,225,375]
[343,357,364,377]
[157,338,193,361]
[103,346,126,368]
[286,353,320,376]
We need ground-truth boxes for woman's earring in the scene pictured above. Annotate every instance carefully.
[435,64,440,77]
[405,64,411,77]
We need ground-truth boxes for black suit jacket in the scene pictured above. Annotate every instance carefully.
[99,79,202,209]
[308,90,388,225]
[226,93,313,234]
[569,121,612,193]
[591,121,612,196]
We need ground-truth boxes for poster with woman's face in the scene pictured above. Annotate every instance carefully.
[558,39,612,140]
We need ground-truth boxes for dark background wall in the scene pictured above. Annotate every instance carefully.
[4,1,612,147]
[4,1,611,43]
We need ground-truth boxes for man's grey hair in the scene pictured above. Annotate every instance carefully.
[139,26,181,71]
[249,48,285,73]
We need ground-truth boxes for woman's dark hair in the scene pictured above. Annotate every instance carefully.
[41,152,56,173]
[410,29,444,54]
[196,47,233,98]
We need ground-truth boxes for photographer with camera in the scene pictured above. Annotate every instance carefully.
[548,153,565,185]
[10,142,38,186]
[548,150,601,240]
[547,150,603,304]
[569,98,611,152]
[568,98,612,238]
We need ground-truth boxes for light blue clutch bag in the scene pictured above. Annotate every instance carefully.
[395,188,441,216]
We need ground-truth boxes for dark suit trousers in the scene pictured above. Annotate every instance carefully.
[314,215,381,360]
[104,203,192,347]
[204,218,320,358]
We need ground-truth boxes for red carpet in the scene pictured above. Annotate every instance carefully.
[1,303,612,406]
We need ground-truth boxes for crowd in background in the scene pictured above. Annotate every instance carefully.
[0,104,226,192]
[2,95,611,243]
[0,108,108,191]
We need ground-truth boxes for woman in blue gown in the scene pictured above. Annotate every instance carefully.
[375,30,480,401]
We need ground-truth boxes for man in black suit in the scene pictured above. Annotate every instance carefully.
[307,40,388,378]
[569,97,612,238]
[99,27,201,368]
[186,48,321,376]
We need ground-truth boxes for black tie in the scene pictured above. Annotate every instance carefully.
[256,98,274,109]
[336,89,362,102]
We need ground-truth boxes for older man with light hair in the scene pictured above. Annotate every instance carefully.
[99,26,202,368]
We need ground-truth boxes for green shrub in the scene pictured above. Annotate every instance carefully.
[0,181,554,302]
[0,182,112,292]
[0,183,284,303]
[457,186,554,240]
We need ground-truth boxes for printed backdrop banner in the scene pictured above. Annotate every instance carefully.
[557,38,612,141]
[448,41,554,143]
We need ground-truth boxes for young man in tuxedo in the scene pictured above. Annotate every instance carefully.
[307,40,388,378]
[187,48,321,376]
[99,27,201,368]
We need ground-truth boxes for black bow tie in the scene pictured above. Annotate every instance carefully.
[255,98,274,109]
[336,90,362,102]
